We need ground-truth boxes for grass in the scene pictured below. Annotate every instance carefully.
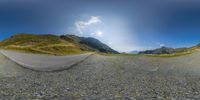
[99,53,144,56]
[2,45,55,55]
[1,33,199,56]
[2,44,87,56]
[99,50,195,58]
[0,34,61,46]
[145,51,194,58]
[0,34,90,55]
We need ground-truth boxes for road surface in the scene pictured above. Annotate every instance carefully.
[1,50,200,99]
[0,50,92,71]
[0,52,25,77]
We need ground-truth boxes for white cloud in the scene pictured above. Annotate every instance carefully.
[87,16,101,25]
[157,43,165,47]
[75,16,101,34]
[160,44,165,47]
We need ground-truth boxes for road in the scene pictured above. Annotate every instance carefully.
[0,50,92,71]
[0,52,25,77]
[1,50,200,99]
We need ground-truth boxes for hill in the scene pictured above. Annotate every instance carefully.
[139,47,176,54]
[60,35,119,54]
[0,33,118,55]
[128,50,139,54]
[139,46,199,55]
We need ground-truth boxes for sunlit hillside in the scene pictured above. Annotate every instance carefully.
[0,33,118,55]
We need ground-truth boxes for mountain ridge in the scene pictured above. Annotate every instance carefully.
[139,45,200,55]
[0,33,119,55]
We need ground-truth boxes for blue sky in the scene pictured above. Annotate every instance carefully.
[0,0,200,52]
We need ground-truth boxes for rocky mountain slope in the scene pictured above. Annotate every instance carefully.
[0,33,118,55]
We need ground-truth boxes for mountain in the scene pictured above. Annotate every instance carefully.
[139,47,176,54]
[0,33,118,55]
[60,35,119,54]
[128,50,139,54]
[139,46,199,55]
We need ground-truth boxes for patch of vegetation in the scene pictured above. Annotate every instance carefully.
[99,53,143,56]
[0,33,61,46]
[0,33,119,55]
[145,51,194,58]
[3,45,55,55]
[38,44,83,55]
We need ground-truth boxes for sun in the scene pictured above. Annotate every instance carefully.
[96,31,103,36]
[91,31,103,37]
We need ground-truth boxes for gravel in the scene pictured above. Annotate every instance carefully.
[1,51,200,99]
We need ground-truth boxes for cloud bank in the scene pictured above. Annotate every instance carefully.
[75,16,102,34]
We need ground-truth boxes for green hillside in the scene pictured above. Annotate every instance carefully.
[0,33,118,55]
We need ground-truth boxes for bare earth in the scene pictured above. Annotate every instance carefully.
[1,50,200,99]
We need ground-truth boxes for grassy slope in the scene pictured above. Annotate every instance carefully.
[0,33,199,57]
[100,53,143,57]
[145,52,193,58]
[0,34,87,55]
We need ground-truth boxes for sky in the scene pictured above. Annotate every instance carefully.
[0,0,200,52]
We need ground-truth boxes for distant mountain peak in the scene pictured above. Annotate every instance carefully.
[139,47,176,54]
[139,45,200,55]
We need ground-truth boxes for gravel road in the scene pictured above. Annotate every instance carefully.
[0,50,92,71]
[1,50,200,99]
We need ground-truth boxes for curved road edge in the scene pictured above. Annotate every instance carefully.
[0,50,93,72]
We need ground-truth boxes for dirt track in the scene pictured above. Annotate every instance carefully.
[1,50,200,99]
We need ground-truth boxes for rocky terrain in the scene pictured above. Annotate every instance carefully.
[1,50,200,99]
